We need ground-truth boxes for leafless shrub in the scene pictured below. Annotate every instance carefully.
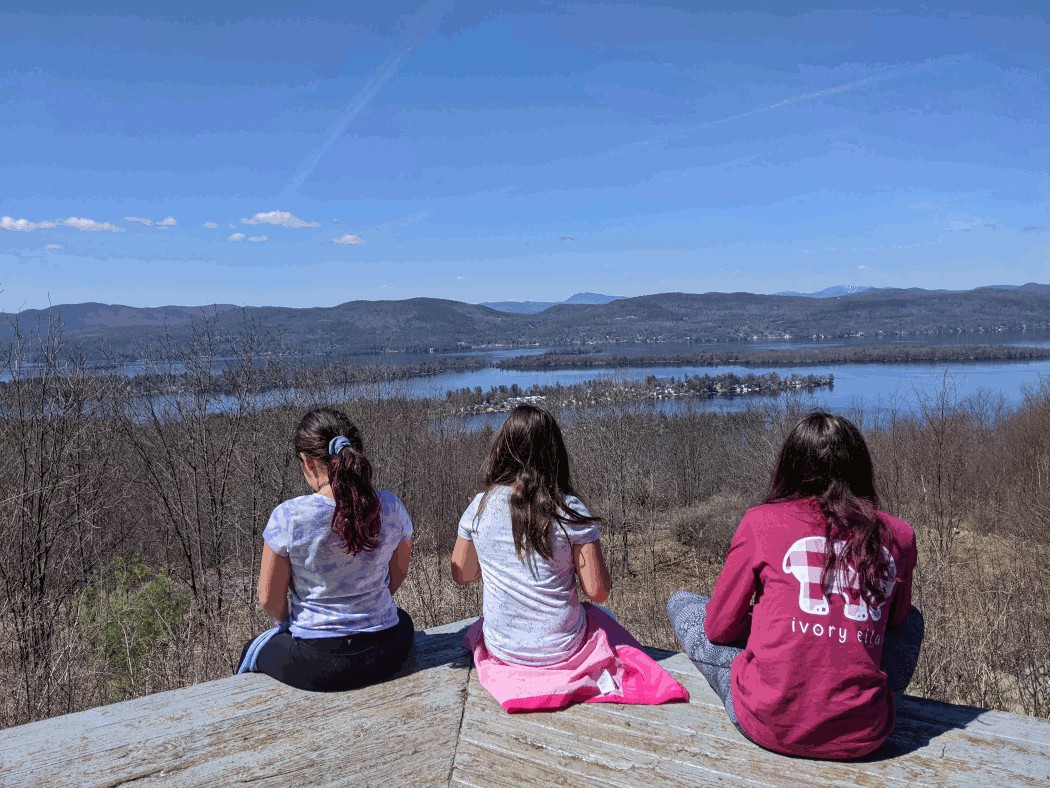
[1,329,1048,726]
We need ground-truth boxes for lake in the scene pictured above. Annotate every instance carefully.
[7,330,1050,420]
[397,357,1050,412]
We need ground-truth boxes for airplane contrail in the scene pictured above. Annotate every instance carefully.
[283,0,453,197]
[618,53,973,154]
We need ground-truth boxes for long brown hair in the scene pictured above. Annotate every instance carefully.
[294,408,381,555]
[479,405,600,560]
[766,412,893,610]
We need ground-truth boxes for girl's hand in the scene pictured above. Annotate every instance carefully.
[573,541,612,603]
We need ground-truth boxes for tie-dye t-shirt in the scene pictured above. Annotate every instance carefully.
[263,489,413,638]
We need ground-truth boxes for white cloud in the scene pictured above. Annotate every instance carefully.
[332,218,343,224]
[247,235,268,243]
[45,243,62,250]
[242,210,319,229]
[456,275,465,280]
[203,221,219,229]
[60,217,122,232]
[857,265,869,270]
[331,233,364,245]
[227,232,246,241]
[1,216,56,232]
[125,215,177,228]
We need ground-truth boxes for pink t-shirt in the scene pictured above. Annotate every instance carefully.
[704,499,916,759]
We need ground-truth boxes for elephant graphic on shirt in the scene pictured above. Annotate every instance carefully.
[782,536,897,622]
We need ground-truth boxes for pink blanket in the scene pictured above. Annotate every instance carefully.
[463,603,690,713]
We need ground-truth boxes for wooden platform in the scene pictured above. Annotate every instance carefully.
[4,619,1049,787]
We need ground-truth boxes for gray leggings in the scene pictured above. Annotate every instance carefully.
[666,591,925,726]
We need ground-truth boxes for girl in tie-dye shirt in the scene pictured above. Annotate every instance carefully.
[242,408,415,691]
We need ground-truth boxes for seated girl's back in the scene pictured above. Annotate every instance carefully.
[455,405,689,713]
[668,411,922,760]
[458,485,599,665]
[265,488,411,637]
[706,498,916,756]
[242,407,415,692]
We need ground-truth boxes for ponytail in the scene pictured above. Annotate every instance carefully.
[294,409,382,555]
[327,438,382,555]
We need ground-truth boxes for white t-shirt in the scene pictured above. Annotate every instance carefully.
[457,486,600,666]
[263,489,413,638]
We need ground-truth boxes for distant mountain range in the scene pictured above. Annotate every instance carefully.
[775,285,872,298]
[480,292,626,314]
[4,284,1050,361]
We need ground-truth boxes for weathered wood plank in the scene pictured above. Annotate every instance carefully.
[452,650,1050,787]
[2,620,474,788]
[662,651,1049,783]
[4,619,1049,788]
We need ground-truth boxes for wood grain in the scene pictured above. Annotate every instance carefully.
[3,619,1048,787]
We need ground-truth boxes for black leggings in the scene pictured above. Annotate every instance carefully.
[240,608,415,692]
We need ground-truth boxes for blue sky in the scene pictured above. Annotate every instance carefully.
[1,1,1048,310]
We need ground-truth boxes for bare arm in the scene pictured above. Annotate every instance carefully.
[258,542,292,623]
[388,538,412,594]
[573,540,612,604]
[451,536,481,585]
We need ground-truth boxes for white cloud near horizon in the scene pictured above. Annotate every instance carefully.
[45,243,62,250]
[1,216,56,231]
[202,221,219,229]
[227,232,246,241]
[247,235,268,243]
[331,233,364,245]
[242,210,319,228]
[60,217,122,232]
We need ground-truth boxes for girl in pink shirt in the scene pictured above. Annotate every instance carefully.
[667,412,923,759]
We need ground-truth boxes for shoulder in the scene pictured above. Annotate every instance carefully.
[377,489,412,523]
[739,499,804,525]
[878,510,917,549]
[265,494,328,554]
[558,495,600,543]
[562,494,592,518]
[271,493,329,520]
[474,487,510,515]
[377,489,406,512]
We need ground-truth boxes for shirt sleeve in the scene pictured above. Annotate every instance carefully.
[387,492,414,542]
[560,497,600,545]
[887,522,917,629]
[457,494,482,541]
[704,511,758,644]
[262,503,291,557]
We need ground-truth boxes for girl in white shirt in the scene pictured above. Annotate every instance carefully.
[452,405,612,665]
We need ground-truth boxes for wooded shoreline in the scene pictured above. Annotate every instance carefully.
[1,327,1048,731]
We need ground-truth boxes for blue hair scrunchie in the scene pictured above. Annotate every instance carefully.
[328,435,352,456]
